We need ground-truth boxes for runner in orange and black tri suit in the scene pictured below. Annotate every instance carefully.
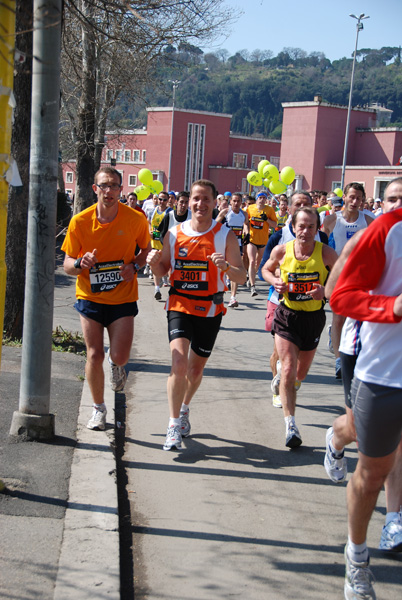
[146,179,246,451]
[247,191,277,297]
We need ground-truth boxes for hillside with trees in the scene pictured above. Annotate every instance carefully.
[110,45,402,138]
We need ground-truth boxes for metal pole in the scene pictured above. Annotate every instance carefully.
[10,0,62,439]
[340,14,369,190]
[167,80,180,190]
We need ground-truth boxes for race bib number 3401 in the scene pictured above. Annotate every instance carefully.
[89,260,123,293]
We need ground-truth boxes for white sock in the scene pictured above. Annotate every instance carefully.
[180,404,189,414]
[285,415,295,430]
[169,417,181,427]
[347,539,369,563]
[94,403,106,412]
[155,285,160,292]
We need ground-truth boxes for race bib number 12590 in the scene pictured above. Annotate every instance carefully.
[89,260,123,293]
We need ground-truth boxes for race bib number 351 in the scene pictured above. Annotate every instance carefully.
[287,271,319,301]
[89,260,123,293]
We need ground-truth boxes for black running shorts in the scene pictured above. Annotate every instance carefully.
[167,311,222,358]
[272,303,326,352]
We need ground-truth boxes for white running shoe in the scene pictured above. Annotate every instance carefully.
[107,350,127,392]
[163,425,182,451]
[286,423,302,448]
[272,394,282,408]
[344,546,376,600]
[324,427,347,483]
[228,297,238,308]
[271,360,281,396]
[180,409,191,437]
[251,286,258,297]
[379,514,402,552]
[87,406,107,430]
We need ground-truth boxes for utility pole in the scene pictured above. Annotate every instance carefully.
[340,13,369,190]
[10,0,62,439]
[167,80,180,190]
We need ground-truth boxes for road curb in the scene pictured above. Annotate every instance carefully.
[54,356,119,599]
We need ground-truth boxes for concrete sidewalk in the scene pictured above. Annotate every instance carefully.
[0,246,120,599]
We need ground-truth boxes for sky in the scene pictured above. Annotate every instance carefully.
[207,0,402,63]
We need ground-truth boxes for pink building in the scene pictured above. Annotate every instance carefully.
[62,107,281,197]
[280,98,402,197]
[62,101,402,199]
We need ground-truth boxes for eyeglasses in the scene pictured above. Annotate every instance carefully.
[96,183,121,191]
[158,197,168,201]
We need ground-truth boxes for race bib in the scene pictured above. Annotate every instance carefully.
[251,218,263,230]
[89,260,123,293]
[173,259,209,291]
[287,271,319,301]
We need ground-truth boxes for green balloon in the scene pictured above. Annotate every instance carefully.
[269,180,287,194]
[280,166,295,186]
[258,160,270,176]
[247,171,262,186]
[135,185,150,201]
[138,168,153,186]
[263,164,279,182]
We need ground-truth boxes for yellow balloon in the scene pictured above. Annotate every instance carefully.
[263,178,271,187]
[257,159,270,176]
[280,166,295,186]
[138,168,154,186]
[134,185,150,201]
[269,180,287,195]
[149,180,163,194]
[263,164,279,182]
[247,171,262,186]
[334,187,343,198]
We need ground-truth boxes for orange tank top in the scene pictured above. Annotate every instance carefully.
[165,221,229,317]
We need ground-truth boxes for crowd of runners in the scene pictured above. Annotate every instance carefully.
[61,168,402,600]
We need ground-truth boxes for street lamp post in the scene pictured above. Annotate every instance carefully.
[340,13,369,190]
[167,79,180,190]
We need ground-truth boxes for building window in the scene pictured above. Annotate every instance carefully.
[233,153,247,168]
[129,175,137,186]
[184,123,206,190]
[107,149,113,161]
[251,155,266,169]
[124,150,131,162]
[115,150,122,162]
[241,178,248,193]
[142,150,146,162]
[332,181,342,192]
[269,156,280,168]
[65,171,73,183]
[133,150,140,163]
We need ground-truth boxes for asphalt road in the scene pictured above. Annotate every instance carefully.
[122,275,402,600]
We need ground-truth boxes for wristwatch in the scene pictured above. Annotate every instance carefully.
[132,262,141,273]
[74,257,82,269]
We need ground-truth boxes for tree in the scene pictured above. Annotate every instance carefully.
[4,0,33,339]
[60,0,236,213]
[250,49,272,64]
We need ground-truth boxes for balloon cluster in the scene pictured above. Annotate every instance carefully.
[134,168,163,200]
[246,160,295,195]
